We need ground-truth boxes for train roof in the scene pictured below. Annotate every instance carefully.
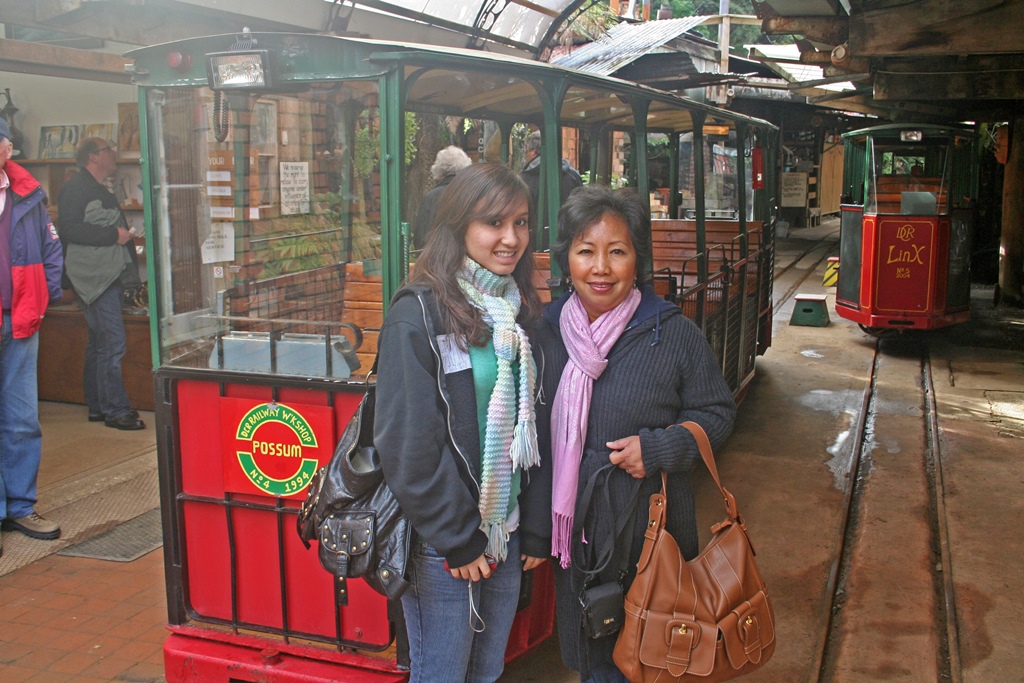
[125,31,776,135]
[842,123,977,140]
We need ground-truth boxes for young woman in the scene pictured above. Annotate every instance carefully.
[536,186,737,682]
[374,163,550,683]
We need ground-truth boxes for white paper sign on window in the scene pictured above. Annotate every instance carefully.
[201,222,235,264]
[280,162,310,215]
[781,172,808,208]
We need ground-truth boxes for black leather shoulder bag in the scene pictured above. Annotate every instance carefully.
[296,361,411,605]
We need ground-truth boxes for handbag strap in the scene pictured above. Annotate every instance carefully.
[637,421,745,574]
[574,422,739,579]
[573,463,642,582]
[678,421,742,524]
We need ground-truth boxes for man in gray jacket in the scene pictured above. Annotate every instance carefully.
[57,137,144,430]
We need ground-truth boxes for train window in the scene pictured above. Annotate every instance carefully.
[678,132,697,219]
[744,130,758,223]
[647,133,671,218]
[402,113,520,250]
[885,153,925,175]
[705,128,738,220]
[145,81,381,376]
[866,137,951,215]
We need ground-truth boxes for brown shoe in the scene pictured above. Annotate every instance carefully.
[2,511,61,540]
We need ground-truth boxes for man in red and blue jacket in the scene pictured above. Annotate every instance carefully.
[0,117,64,556]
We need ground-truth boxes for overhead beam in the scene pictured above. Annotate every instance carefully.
[0,0,314,47]
[849,0,1024,57]
[875,69,1024,102]
[788,72,869,89]
[806,85,872,103]
[762,16,848,45]
[31,0,327,32]
[0,37,132,83]
[800,50,834,65]
[804,92,958,123]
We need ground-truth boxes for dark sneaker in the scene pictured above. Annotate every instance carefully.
[105,413,145,430]
[2,512,61,540]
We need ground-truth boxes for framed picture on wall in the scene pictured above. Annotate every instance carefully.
[252,100,277,155]
[82,123,115,145]
[118,102,141,160]
[38,125,80,159]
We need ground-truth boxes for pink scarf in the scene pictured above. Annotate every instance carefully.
[551,288,642,568]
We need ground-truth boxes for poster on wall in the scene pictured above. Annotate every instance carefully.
[252,101,277,154]
[82,123,115,144]
[280,162,310,215]
[781,172,809,208]
[118,102,141,160]
[38,125,79,159]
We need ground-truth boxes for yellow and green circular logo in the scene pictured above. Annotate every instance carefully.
[235,402,320,496]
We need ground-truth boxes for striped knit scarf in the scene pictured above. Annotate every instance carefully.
[457,257,540,561]
[551,288,642,568]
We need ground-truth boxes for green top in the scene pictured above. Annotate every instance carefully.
[468,338,522,517]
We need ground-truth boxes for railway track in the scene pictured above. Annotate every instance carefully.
[767,227,960,681]
[771,228,840,312]
[813,337,960,682]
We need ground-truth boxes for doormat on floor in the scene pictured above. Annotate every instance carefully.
[58,508,163,562]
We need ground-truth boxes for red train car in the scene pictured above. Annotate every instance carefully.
[835,124,978,334]
[125,29,775,682]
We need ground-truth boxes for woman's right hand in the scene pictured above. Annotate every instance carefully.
[608,435,645,478]
[449,554,494,582]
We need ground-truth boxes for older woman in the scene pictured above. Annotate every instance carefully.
[535,186,737,682]
[412,145,473,249]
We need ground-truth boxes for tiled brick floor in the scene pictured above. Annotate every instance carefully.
[0,547,167,682]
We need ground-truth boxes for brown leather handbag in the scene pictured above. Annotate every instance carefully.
[612,422,775,682]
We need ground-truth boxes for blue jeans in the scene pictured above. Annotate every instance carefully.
[402,531,522,683]
[582,663,629,683]
[0,313,43,519]
[80,283,131,420]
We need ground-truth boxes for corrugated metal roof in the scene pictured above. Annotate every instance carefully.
[748,44,853,92]
[553,16,714,75]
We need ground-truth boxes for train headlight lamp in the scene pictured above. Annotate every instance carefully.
[207,50,272,90]
[900,130,923,142]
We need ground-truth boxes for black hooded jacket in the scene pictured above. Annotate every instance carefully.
[411,174,455,250]
[373,285,552,568]
[521,156,582,212]
[534,286,737,677]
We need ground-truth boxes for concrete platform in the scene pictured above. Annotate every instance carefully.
[2,222,1022,682]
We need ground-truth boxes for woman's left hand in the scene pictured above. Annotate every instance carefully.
[521,555,546,571]
[607,435,645,478]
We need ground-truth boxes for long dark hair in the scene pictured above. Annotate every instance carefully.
[411,162,541,346]
[552,185,652,288]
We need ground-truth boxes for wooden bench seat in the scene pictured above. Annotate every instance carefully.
[872,191,946,215]
[876,176,942,193]
[873,176,946,214]
[651,219,763,291]
[532,252,553,303]
[341,261,384,373]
